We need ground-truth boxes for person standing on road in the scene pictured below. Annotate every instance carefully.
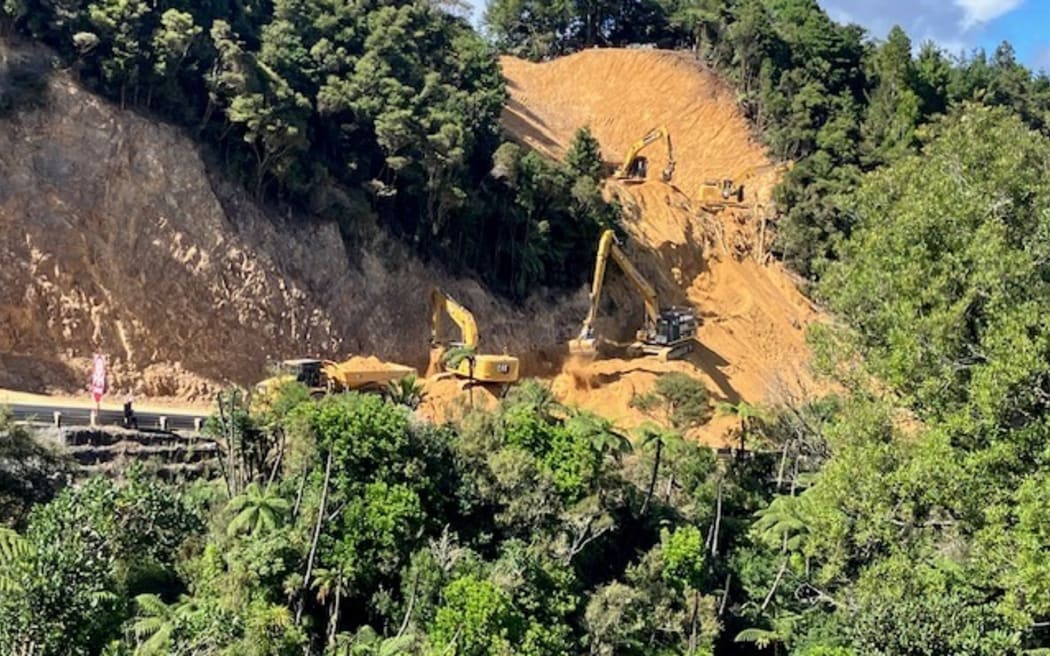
[123,392,138,430]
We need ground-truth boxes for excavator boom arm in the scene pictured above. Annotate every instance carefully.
[578,230,660,338]
[728,161,794,195]
[430,287,479,349]
[609,243,660,326]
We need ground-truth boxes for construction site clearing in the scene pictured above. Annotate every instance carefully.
[423,48,830,445]
[2,48,831,448]
[253,48,829,446]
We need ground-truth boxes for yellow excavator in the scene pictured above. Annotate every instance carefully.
[569,229,698,361]
[256,358,416,396]
[430,287,520,385]
[698,161,793,212]
[615,126,675,183]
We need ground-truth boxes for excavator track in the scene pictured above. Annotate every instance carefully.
[639,340,695,362]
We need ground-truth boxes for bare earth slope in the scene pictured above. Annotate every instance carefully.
[0,60,583,399]
[499,49,828,441]
[1,44,825,446]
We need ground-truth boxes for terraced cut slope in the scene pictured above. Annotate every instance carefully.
[490,48,830,442]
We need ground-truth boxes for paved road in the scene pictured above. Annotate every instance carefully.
[8,403,207,432]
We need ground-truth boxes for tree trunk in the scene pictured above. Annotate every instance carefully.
[268,428,287,486]
[776,438,791,490]
[641,439,663,515]
[297,451,333,624]
[468,358,475,408]
[718,574,731,616]
[710,477,723,557]
[292,464,308,519]
[397,572,419,638]
[761,559,787,611]
[326,577,342,648]
[688,588,700,653]
[217,393,238,496]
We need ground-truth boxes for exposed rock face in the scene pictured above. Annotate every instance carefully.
[0,52,583,398]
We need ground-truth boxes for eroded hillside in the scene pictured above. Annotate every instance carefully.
[495,49,829,440]
[0,55,584,399]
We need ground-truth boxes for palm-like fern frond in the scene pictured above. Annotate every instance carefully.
[226,483,290,536]
[734,627,779,647]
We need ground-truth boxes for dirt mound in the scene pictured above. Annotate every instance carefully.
[500,48,829,444]
[501,49,776,193]
[340,355,413,372]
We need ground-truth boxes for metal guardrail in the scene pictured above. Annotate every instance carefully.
[8,404,207,432]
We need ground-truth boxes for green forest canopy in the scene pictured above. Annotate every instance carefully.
[6,0,1050,286]
[1,0,616,297]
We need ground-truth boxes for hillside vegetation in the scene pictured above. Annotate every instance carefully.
[2,0,1050,655]
[488,0,1050,278]
[1,0,615,297]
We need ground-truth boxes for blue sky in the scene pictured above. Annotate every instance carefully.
[820,0,1050,70]
[465,0,1050,71]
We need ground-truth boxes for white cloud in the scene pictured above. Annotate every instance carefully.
[954,0,1024,28]
[819,0,1026,55]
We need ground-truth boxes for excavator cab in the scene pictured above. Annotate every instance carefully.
[639,308,697,358]
[626,157,649,179]
[698,161,793,212]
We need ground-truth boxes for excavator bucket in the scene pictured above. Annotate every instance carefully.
[568,336,600,360]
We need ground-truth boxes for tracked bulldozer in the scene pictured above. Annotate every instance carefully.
[698,161,793,212]
[569,229,697,361]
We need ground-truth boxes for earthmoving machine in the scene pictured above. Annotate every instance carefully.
[698,161,793,212]
[569,229,698,361]
[429,287,520,385]
[257,358,416,396]
[615,126,676,182]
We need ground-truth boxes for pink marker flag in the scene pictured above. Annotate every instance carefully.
[90,354,106,404]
